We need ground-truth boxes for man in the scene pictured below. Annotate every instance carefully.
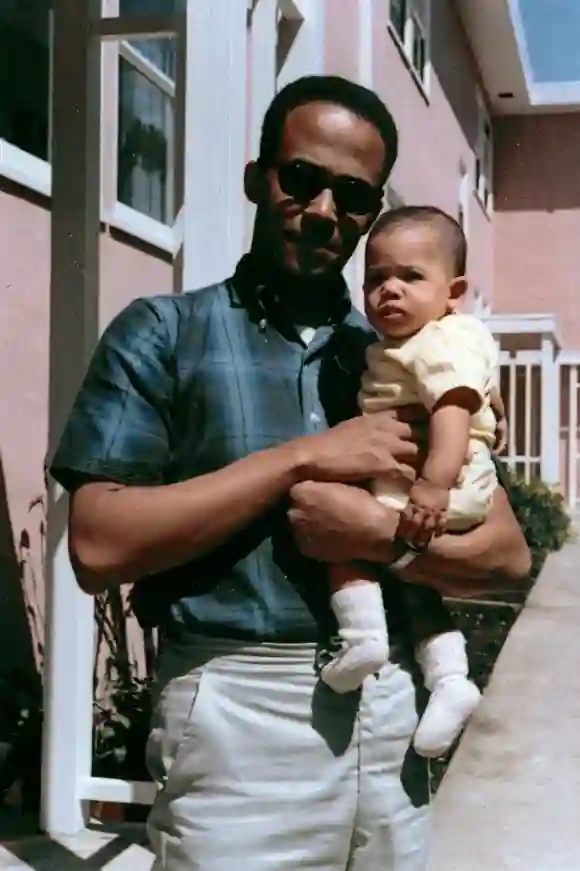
[51,76,530,871]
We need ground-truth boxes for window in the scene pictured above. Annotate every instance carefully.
[389,0,429,85]
[0,1,51,161]
[117,37,176,225]
[475,93,493,211]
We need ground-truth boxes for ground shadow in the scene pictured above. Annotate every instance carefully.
[3,821,152,871]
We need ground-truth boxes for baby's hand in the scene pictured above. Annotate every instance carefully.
[494,415,508,455]
[399,478,449,545]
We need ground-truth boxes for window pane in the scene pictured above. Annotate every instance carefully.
[410,0,429,27]
[117,57,174,224]
[390,0,406,42]
[0,1,50,160]
[411,19,426,79]
[120,0,178,14]
[128,38,176,80]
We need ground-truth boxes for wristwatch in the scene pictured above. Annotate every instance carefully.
[389,548,418,570]
[389,539,428,571]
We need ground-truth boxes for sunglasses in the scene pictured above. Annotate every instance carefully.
[276,160,383,216]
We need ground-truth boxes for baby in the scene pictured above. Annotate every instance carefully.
[322,205,506,758]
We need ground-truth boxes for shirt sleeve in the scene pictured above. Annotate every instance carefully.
[49,297,176,491]
[409,315,499,413]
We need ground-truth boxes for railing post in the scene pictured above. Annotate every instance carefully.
[540,335,560,487]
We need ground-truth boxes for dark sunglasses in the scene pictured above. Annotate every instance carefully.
[276,160,383,216]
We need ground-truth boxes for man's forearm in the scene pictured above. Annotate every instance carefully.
[71,440,307,593]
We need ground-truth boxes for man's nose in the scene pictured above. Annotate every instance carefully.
[305,187,337,223]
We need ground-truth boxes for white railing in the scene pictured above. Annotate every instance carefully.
[498,350,542,483]
[559,356,580,510]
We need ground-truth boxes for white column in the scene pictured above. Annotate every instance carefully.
[42,0,102,837]
[346,0,374,311]
[246,0,278,245]
[276,0,325,88]
[174,0,248,292]
[540,335,560,487]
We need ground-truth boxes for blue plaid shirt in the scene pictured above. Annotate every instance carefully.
[51,266,409,642]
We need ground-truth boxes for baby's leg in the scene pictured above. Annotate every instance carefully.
[402,585,480,757]
[321,564,389,694]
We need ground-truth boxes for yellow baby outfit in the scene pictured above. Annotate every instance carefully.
[359,313,499,529]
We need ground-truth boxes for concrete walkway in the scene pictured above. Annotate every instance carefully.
[429,539,580,871]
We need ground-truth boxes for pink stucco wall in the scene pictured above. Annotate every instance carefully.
[0,181,171,675]
[324,0,361,81]
[371,0,494,309]
[494,113,580,347]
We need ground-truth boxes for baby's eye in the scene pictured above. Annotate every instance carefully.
[402,269,423,282]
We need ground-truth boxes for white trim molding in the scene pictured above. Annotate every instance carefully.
[484,312,563,350]
[176,0,248,290]
[105,201,178,254]
[0,139,52,198]
[387,0,431,99]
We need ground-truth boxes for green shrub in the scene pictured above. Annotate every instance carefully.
[502,467,573,579]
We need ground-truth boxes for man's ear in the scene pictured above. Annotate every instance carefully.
[244,160,267,205]
[447,276,468,311]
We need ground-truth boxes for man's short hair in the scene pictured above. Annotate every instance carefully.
[258,75,398,184]
[369,205,467,277]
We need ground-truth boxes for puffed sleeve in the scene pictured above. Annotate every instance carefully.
[406,314,498,412]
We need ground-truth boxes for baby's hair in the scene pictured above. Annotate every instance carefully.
[369,205,467,277]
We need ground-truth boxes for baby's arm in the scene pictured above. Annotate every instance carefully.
[489,384,508,454]
[401,387,478,544]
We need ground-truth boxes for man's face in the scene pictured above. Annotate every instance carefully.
[247,102,388,279]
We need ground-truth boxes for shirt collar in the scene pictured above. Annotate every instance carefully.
[227,254,353,338]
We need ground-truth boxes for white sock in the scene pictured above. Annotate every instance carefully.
[413,631,481,758]
[321,583,389,694]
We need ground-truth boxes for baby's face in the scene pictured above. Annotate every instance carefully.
[363,223,463,339]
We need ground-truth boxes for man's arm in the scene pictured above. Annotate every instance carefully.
[288,482,531,597]
[51,297,417,595]
[69,412,418,594]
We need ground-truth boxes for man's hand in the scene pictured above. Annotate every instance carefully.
[288,481,398,564]
[399,478,450,543]
[297,411,424,487]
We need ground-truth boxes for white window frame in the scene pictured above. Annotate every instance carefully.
[475,91,493,213]
[0,8,54,197]
[105,37,177,251]
[458,162,470,240]
[0,1,178,255]
[388,0,431,96]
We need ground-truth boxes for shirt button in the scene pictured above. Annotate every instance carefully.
[310,411,321,424]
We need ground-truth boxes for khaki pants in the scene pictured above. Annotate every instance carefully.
[146,635,430,871]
